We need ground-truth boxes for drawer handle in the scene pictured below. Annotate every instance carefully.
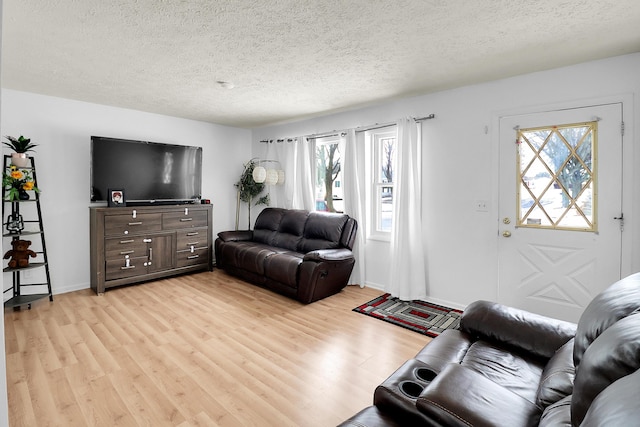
[187,255,199,259]
[119,250,135,255]
[186,241,199,246]
[143,238,152,243]
[120,239,135,244]
[180,218,193,222]
[128,221,143,226]
[120,266,136,270]
[186,232,199,236]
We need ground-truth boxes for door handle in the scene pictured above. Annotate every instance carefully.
[502,231,512,238]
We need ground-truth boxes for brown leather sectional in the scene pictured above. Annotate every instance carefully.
[340,273,640,426]
[214,208,357,303]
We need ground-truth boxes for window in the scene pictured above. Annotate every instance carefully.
[517,121,597,231]
[315,136,344,213]
[367,128,397,238]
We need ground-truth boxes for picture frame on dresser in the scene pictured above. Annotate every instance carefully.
[107,188,126,207]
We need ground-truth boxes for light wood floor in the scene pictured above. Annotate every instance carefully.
[4,270,431,426]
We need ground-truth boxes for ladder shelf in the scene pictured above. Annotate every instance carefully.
[2,155,53,309]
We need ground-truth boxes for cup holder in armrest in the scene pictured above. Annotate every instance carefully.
[374,359,441,424]
[399,380,424,399]
[414,367,437,382]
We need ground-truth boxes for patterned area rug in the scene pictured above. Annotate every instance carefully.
[353,293,463,337]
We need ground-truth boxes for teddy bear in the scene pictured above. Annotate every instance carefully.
[3,239,37,268]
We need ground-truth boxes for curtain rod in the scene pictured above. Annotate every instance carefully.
[306,131,347,140]
[415,113,436,121]
[259,137,299,144]
[355,121,396,133]
[355,114,436,133]
[259,113,436,143]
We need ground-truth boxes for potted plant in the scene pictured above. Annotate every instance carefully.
[3,135,38,167]
[235,159,270,229]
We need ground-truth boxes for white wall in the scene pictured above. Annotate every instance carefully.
[252,53,640,309]
[1,89,252,295]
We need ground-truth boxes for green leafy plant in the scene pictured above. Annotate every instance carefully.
[235,159,270,229]
[3,135,38,153]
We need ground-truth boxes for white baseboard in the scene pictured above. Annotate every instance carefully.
[52,282,91,296]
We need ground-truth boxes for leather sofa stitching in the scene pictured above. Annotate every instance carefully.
[539,368,574,384]
[421,399,473,426]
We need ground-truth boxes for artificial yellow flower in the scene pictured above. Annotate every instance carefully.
[22,181,34,191]
[10,170,23,180]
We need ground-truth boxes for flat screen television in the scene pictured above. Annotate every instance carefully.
[90,136,203,205]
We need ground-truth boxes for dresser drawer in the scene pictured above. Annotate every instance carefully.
[177,248,209,267]
[163,210,208,229]
[105,237,149,260]
[176,227,209,251]
[105,256,147,280]
[104,213,162,236]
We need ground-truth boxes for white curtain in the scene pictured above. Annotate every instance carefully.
[342,129,366,286]
[387,118,427,300]
[292,136,316,211]
[265,137,315,211]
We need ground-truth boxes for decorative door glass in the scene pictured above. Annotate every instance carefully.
[517,121,597,231]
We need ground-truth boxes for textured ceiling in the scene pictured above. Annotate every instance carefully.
[3,0,640,128]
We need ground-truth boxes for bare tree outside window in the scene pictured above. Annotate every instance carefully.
[316,141,342,212]
[382,138,394,183]
[374,133,396,233]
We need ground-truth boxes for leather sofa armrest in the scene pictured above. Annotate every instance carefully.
[461,300,577,359]
[217,230,253,242]
[416,363,541,427]
[303,248,354,262]
[337,406,407,427]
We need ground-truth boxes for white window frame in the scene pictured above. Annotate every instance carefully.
[366,127,397,241]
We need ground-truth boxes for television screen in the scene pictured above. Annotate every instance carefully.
[91,136,202,204]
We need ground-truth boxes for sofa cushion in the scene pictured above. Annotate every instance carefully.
[339,217,358,250]
[271,209,308,251]
[538,395,572,427]
[580,369,640,427]
[460,340,545,404]
[536,339,575,408]
[253,208,285,245]
[573,272,640,367]
[220,241,278,275]
[263,252,303,288]
[571,312,640,426]
[298,212,349,253]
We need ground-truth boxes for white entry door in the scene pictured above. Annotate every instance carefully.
[498,103,623,322]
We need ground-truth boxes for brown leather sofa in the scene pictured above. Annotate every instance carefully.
[214,208,357,303]
[340,273,640,426]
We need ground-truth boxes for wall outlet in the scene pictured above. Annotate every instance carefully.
[475,200,489,212]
